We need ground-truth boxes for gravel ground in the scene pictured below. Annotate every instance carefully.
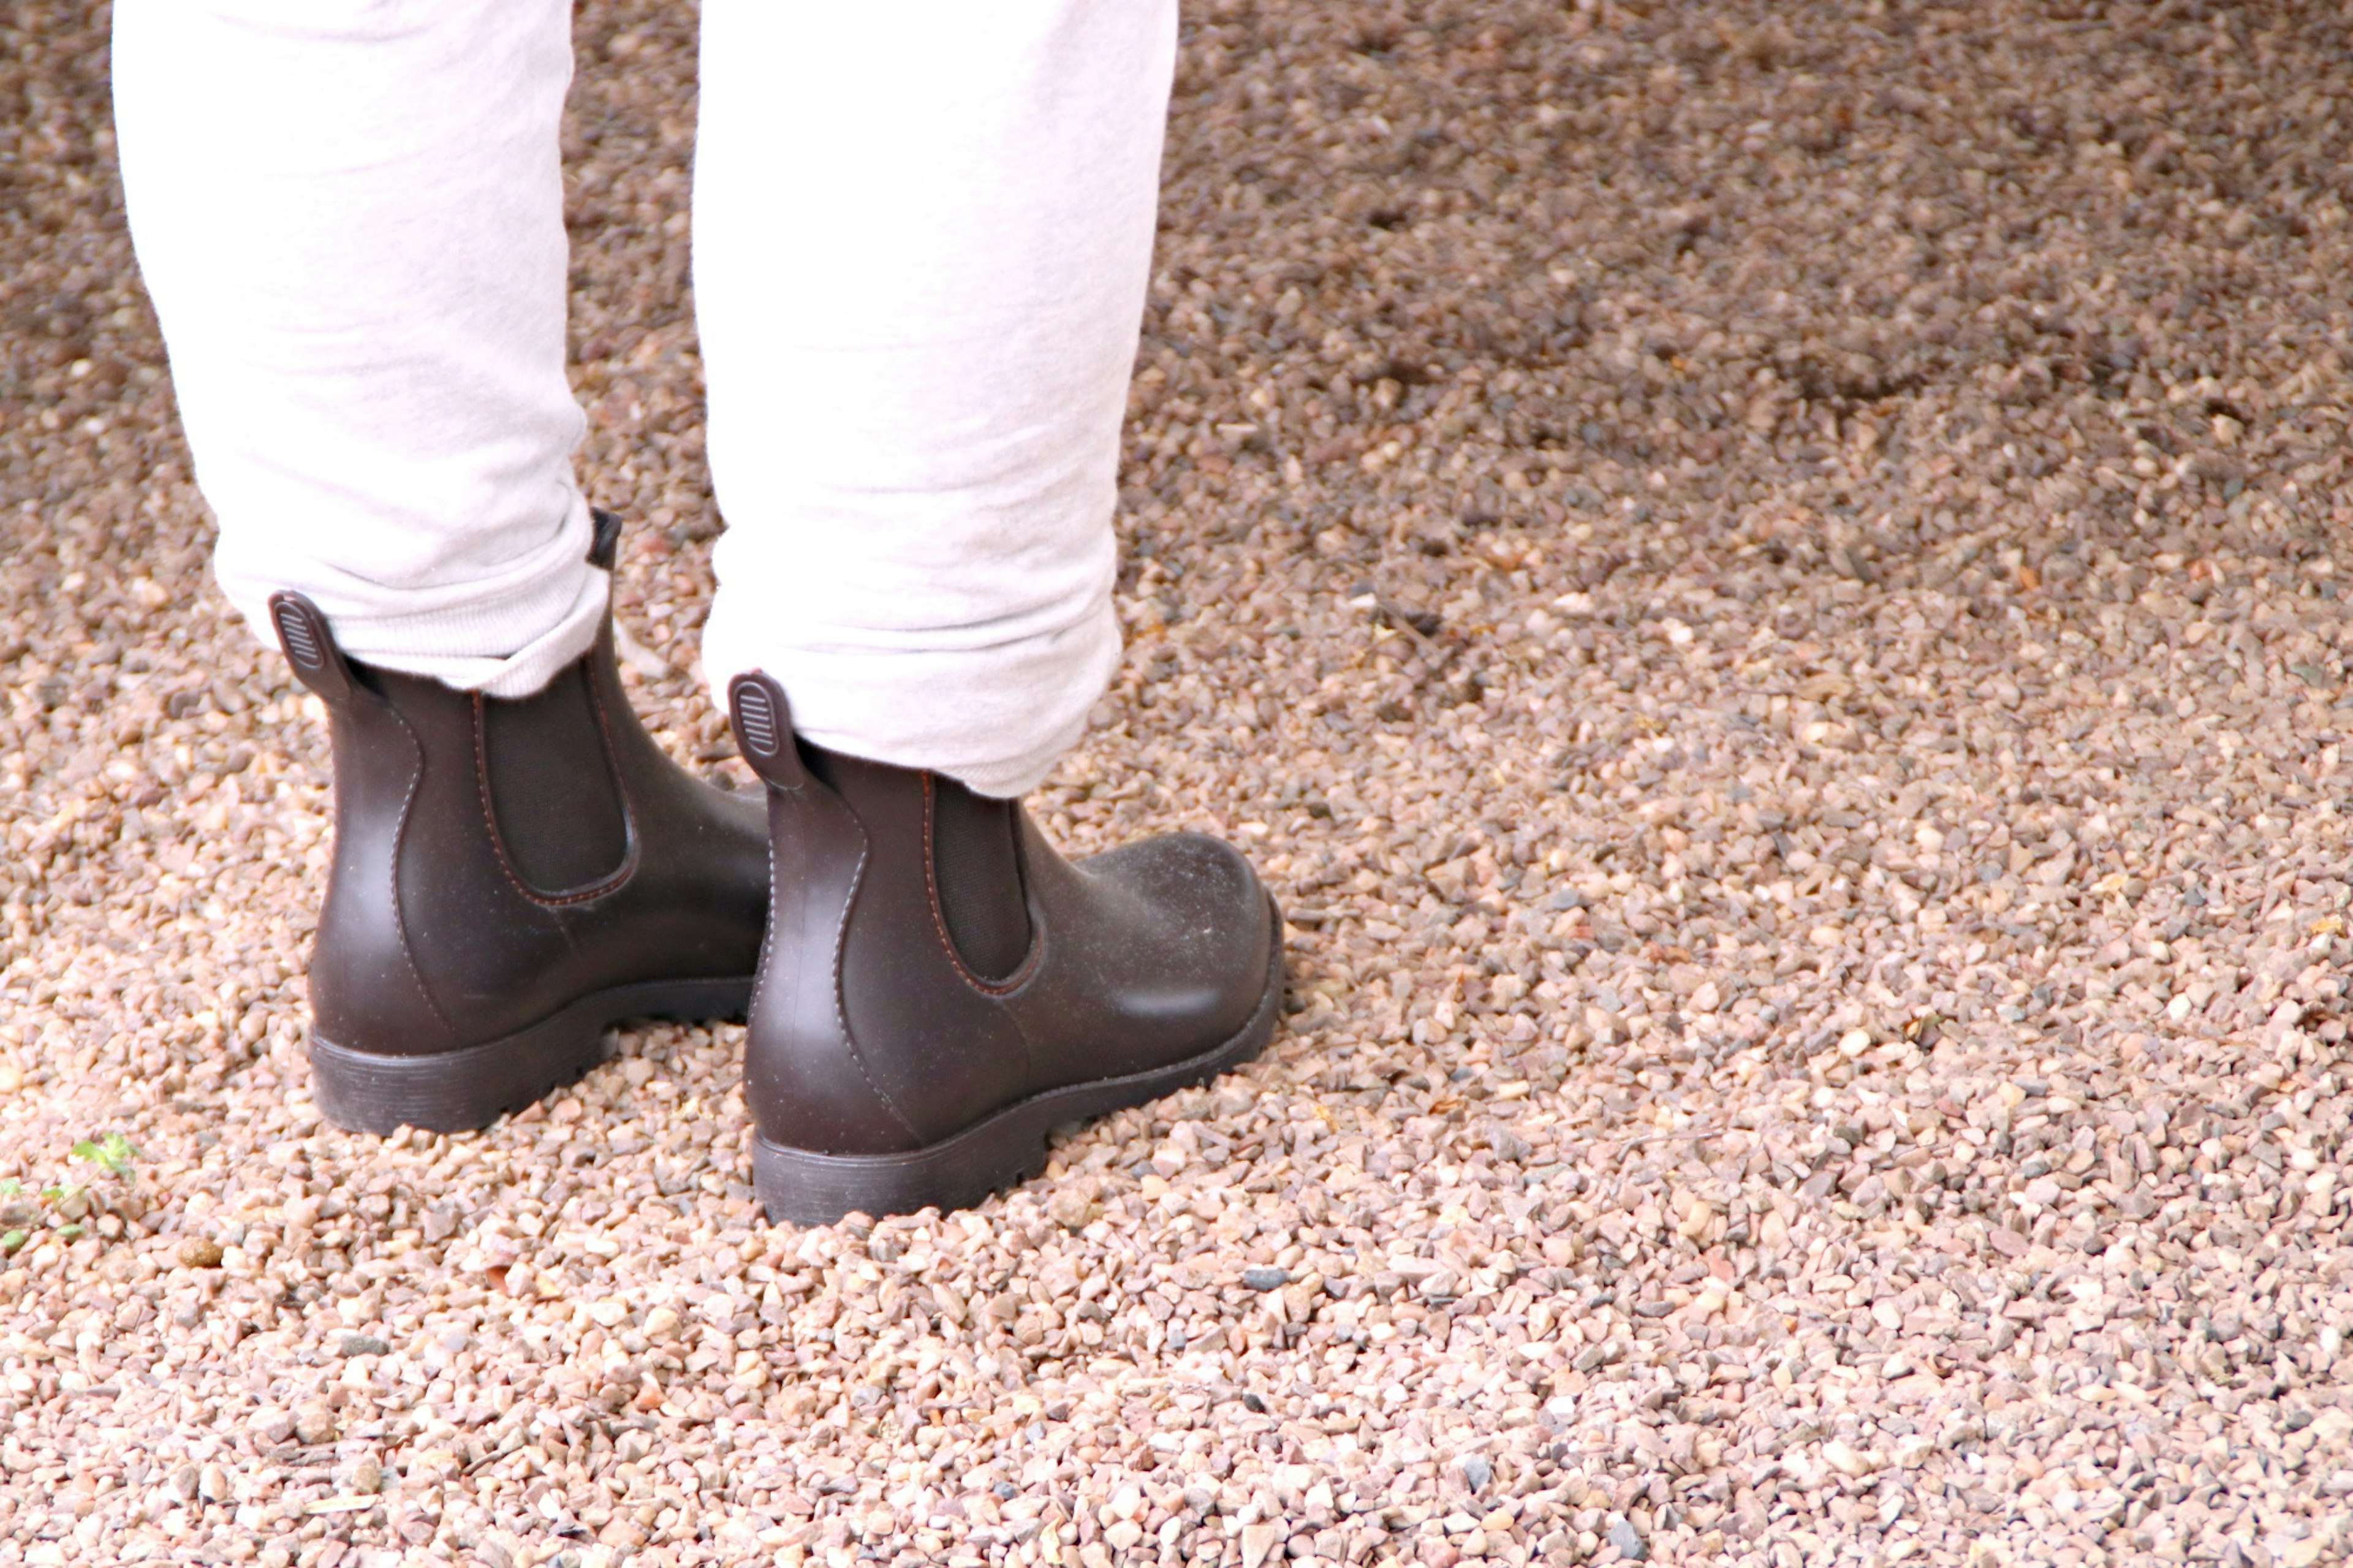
[4,2,2352,1566]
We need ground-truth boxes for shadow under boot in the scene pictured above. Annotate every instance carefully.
[727,671,1284,1224]
[270,515,769,1133]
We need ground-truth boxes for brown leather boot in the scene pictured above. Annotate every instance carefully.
[270,515,768,1134]
[725,672,1284,1223]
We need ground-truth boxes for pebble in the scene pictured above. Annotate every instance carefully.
[1240,1521,1286,1568]
[2,4,2351,1568]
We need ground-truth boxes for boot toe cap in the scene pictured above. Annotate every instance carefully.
[1063,830,1279,1043]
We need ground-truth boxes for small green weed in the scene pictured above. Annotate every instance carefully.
[72,1132,138,1180]
[0,1131,140,1256]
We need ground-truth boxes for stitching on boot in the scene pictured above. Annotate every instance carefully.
[828,823,923,1145]
[749,811,781,1029]
[999,824,1045,1080]
[379,702,456,1037]
[469,682,640,907]
[919,774,1038,997]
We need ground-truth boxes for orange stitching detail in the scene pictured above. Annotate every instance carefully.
[377,701,455,1036]
[830,821,922,1144]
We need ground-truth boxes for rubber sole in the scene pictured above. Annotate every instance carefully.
[754,900,1286,1225]
[311,975,754,1135]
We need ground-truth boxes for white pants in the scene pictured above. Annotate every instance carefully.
[112,0,1173,797]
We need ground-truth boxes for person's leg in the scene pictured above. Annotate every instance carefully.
[695,1,1282,1222]
[112,0,602,696]
[693,0,1177,797]
[112,1,768,1131]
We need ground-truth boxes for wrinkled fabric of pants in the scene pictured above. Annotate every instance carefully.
[112,0,1175,797]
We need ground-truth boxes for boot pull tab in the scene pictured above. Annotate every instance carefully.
[587,507,624,570]
[729,672,809,790]
[267,591,355,705]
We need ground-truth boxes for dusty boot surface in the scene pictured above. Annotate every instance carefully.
[273,517,769,1133]
[728,672,1284,1224]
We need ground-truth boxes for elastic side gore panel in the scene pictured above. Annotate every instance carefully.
[932,782,1031,983]
[482,662,629,893]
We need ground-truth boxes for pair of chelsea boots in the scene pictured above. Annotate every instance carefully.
[271,514,1282,1223]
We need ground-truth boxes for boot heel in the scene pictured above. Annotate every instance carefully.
[752,1119,1055,1227]
[309,1013,608,1135]
[310,977,753,1134]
